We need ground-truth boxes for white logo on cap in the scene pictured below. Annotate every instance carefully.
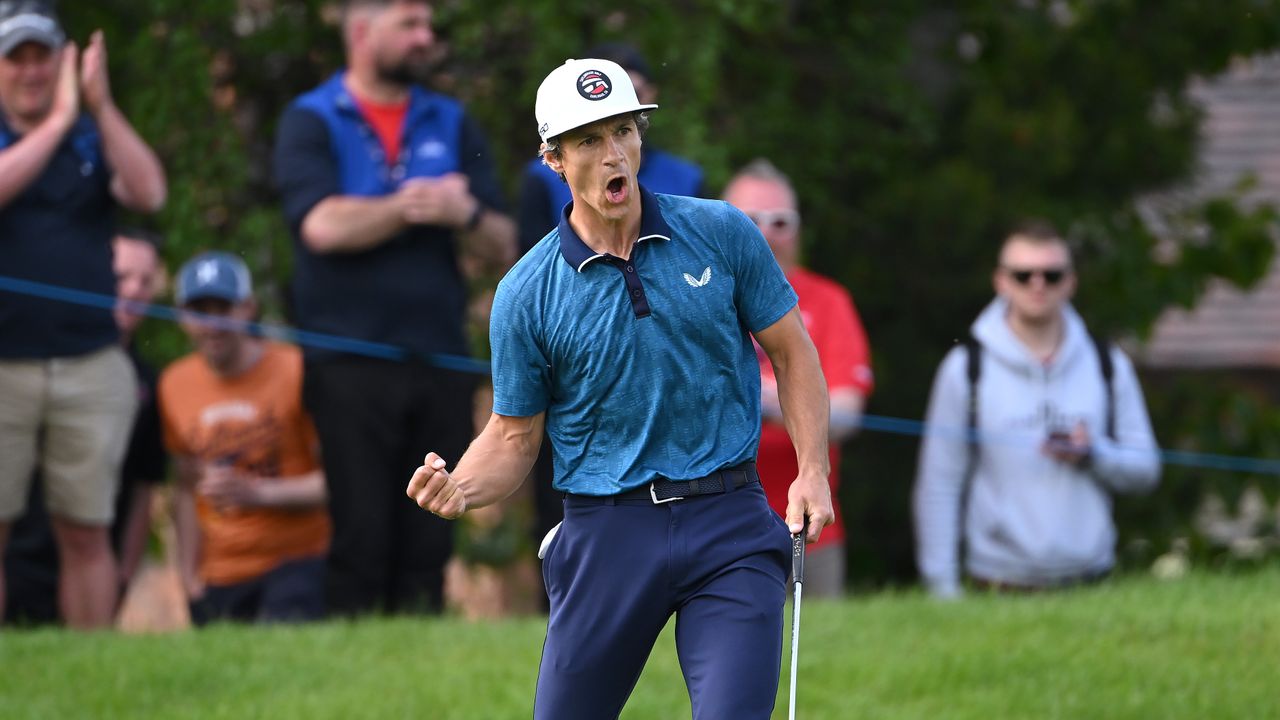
[197,260,220,284]
[577,69,612,101]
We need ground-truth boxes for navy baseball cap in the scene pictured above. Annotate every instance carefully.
[175,251,252,305]
[0,1,64,57]
[584,42,653,83]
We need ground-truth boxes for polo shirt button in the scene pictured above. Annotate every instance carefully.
[631,289,642,298]
[625,265,634,273]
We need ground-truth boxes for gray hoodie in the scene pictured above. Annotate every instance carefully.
[913,298,1160,597]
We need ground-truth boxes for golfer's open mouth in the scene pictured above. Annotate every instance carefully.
[605,175,628,204]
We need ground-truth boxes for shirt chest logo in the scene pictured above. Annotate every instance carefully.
[416,139,448,159]
[683,266,712,288]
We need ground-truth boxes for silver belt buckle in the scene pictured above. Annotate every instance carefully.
[650,482,684,505]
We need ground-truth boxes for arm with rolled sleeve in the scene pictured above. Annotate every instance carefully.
[913,348,971,599]
[1088,349,1161,494]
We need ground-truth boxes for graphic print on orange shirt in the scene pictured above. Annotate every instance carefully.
[159,343,329,585]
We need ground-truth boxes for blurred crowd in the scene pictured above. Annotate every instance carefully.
[1,0,1162,631]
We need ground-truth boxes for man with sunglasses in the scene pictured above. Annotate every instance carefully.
[723,158,873,597]
[914,221,1160,597]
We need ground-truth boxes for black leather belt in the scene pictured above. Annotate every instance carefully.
[565,462,759,506]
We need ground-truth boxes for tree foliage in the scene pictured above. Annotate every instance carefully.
[63,0,1280,584]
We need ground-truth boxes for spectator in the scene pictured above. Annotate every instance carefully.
[723,158,873,598]
[160,252,330,625]
[913,221,1160,597]
[518,42,706,574]
[4,228,170,625]
[408,57,832,719]
[108,229,170,594]
[272,0,515,615]
[0,1,166,629]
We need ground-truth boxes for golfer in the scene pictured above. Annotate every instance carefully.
[407,57,833,719]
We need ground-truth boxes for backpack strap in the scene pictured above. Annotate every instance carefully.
[958,336,983,576]
[1089,332,1116,440]
[963,336,982,444]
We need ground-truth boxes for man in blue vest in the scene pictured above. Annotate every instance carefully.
[272,0,515,616]
[408,57,832,719]
[0,0,167,630]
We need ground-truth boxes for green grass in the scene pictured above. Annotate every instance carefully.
[3,569,1279,719]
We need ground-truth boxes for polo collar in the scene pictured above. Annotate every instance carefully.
[328,71,436,124]
[557,185,674,272]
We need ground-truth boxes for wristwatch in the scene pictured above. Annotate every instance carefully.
[464,202,484,232]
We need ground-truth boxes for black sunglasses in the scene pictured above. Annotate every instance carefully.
[1004,266,1070,286]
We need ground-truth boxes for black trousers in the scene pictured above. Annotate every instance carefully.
[304,357,475,616]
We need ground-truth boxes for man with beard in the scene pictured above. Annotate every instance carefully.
[272,0,515,616]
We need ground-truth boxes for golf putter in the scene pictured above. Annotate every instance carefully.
[788,516,809,720]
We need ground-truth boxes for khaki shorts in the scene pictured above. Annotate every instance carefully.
[0,346,138,525]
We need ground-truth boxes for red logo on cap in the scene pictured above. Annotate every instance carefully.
[577,70,612,101]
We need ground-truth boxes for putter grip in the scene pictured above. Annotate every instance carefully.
[791,517,808,585]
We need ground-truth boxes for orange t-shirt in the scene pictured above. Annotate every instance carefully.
[159,342,330,585]
[757,267,874,549]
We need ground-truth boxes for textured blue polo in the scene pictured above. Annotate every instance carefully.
[490,187,797,495]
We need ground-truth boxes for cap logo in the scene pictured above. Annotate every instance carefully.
[576,69,612,101]
[196,260,220,284]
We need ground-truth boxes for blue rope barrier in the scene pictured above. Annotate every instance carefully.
[856,412,1280,477]
[0,274,491,375]
[4,273,1279,476]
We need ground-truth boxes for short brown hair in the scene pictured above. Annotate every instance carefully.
[1001,219,1071,263]
[539,111,651,182]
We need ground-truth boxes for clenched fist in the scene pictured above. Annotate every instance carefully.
[406,452,467,519]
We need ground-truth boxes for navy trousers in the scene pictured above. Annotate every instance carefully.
[535,482,792,719]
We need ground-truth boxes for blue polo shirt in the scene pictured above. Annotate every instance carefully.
[272,72,506,360]
[0,115,117,359]
[491,187,797,495]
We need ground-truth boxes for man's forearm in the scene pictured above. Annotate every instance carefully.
[453,413,543,510]
[776,352,831,478]
[459,207,517,272]
[829,389,865,442]
[252,470,327,509]
[96,101,166,213]
[172,485,201,592]
[300,195,408,253]
[0,117,70,209]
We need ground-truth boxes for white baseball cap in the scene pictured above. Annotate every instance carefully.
[535,58,658,142]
